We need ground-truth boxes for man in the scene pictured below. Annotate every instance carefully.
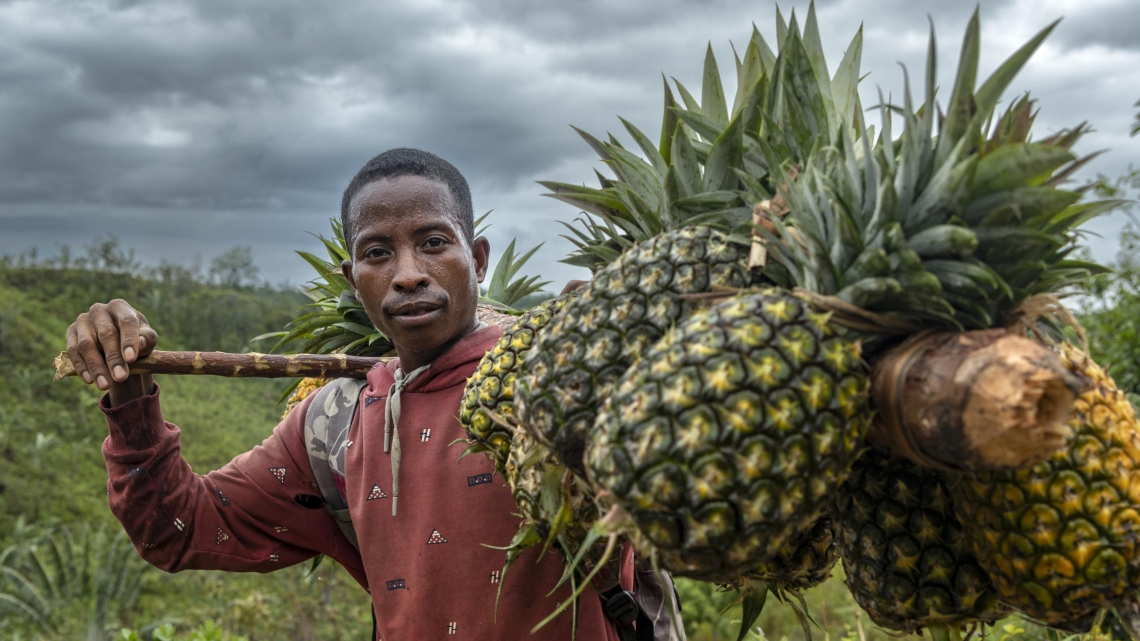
[65,149,641,639]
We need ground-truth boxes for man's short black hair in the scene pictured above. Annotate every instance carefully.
[340,148,474,252]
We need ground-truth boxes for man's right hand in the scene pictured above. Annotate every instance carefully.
[66,299,158,394]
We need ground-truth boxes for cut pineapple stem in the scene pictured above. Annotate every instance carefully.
[871,330,1083,471]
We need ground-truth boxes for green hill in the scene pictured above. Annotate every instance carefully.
[1,232,1138,640]
[0,244,375,640]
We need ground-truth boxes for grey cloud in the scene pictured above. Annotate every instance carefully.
[0,0,1137,292]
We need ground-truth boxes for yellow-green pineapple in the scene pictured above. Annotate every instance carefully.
[953,342,1140,629]
[836,448,1008,636]
[459,295,570,474]
[515,226,756,478]
[745,517,837,592]
[523,0,1122,618]
[505,429,599,558]
[588,289,870,581]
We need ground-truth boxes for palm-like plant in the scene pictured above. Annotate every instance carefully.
[0,525,150,640]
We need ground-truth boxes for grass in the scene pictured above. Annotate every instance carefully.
[1,253,1135,640]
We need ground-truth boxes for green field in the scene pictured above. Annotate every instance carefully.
[2,230,1139,640]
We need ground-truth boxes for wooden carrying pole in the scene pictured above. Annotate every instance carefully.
[53,350,388,381]
[51,306,522,382]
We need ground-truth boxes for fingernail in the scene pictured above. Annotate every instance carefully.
[124,347,136,361]
[81,372,93,384]
[96,376,109,389]
[113,366,127,380]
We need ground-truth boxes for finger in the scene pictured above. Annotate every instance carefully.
[66,323,93,385]
[74,314,112,390]
[109,301,141,363]
[138,326,159,357]
[89,305,129,383]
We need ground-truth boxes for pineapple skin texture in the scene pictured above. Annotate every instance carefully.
[589,290,870,581]
[506,429,598,550]
[954,343,1140,626]
[459,296,569,475]
[283,376,328,419]
[516,226,755,478]
[745,516,838,592]
[836,449,1007,634]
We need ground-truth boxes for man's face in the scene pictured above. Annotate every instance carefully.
[341,175,489,369]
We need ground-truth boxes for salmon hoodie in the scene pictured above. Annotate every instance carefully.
[100,325,628,640]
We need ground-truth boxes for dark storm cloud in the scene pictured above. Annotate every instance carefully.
[0,0,1137,288]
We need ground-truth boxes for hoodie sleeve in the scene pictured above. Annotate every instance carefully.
[100,384,367,587]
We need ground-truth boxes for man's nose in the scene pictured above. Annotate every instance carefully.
[391,252,430,292]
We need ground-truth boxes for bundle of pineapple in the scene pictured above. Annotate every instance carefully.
[456,5,1140,639]
[249,7,1136,638]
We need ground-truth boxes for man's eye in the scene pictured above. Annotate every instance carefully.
[425,237,446,248]
[364,247,389,259]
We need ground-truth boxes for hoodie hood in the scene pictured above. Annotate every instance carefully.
[366,324,502,398]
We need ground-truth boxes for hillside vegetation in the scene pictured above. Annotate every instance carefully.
[0,233,1138,640]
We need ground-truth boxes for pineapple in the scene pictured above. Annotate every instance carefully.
[529,0,1121,616]
[587,289,870,581]
[505,429,599,559]
[745,517,837,592]
[459,295,571,474]
[835,448,1008,635]
[724,517,839,641]
[953,342,1140,628]
[283,376,328,418]
[514,225,756,479]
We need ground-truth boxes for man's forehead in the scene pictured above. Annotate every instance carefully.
[350,177,461,229]
[352,175,454,210]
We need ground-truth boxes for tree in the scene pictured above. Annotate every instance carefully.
[208,246,260,289]
[1081,104,1140,395]
[85,236,141,274]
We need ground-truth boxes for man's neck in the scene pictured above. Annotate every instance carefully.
[392,315,480,372]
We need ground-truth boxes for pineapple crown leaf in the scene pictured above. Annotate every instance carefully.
[775,6,789,48]
[548,8,1112,329]
[658,75,679,162]
[474,210,494,237]
[701,42,729,125]
[481,238,551,310]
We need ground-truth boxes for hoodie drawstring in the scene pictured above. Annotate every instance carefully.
[384,364,428,516]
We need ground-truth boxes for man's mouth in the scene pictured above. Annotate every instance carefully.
[386,298,446,327]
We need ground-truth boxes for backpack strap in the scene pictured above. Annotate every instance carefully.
[303,378,368,550]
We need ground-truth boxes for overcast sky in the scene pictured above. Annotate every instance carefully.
[0,0,1137,291]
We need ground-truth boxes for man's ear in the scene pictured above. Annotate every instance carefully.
[341,260,359,297]
[472,236,491,282]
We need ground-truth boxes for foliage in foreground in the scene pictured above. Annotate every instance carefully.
[0,524,148,640]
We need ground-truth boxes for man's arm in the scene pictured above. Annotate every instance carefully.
[67,299,366,583]
[101,388,364,582]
